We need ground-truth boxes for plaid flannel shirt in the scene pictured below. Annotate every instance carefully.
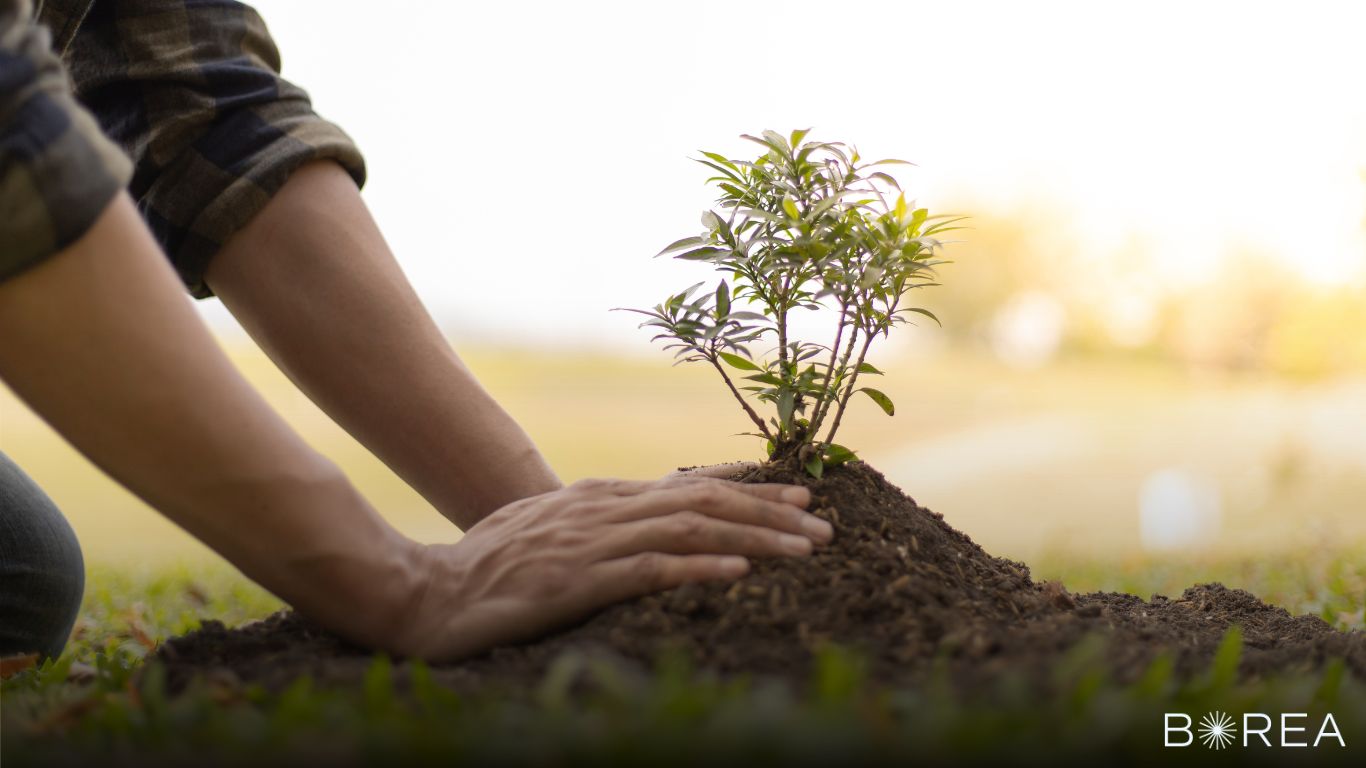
[1,0,365,297]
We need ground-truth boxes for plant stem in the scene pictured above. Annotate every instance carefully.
[822,329,875,446]
[807,296,851,437]
[777,272,790,370]
[822,289,897,446]
[771,212,789,375]
[708,353,774,441]
[812,311,862,443]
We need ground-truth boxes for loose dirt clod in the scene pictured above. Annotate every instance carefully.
[156,462,1366,694]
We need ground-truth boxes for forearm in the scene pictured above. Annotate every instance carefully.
[204,161,561,530]
[0,195,417,648]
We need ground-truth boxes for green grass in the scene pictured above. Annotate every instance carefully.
[5,349,1366,763]
[4,556,1363,766]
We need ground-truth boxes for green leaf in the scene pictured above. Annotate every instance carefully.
[363,655,394,712]
[904,307,941,326]
[726,311,768,322]
[823,443,858,465]
[741,132,790,157]
[790,128,811,148]
[858,387,895,416]
[762,129,790,153]
[696,159,742,182]
[674,281,707,303]
[715,280,730,318]
[810,190,854,218]
[868,171,901,190]
[776,389,796,427]
[718,351,761,371]
[923,216,970,236]
[699,150,738,169]
[1209,626,1243,691]
[804,454,825,478]
[676,247,728,261]
[735,207,784,224]
[856,362,883,375]
[782,196,801,221]
[655,236,707,257]
[719,183,749,200]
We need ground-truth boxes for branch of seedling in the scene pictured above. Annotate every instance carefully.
[706,341,775,442]
[617,129,965,478]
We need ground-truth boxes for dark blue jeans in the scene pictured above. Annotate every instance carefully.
[0,451,84,660]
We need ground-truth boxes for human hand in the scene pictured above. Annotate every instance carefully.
[384,475,831,661]
[665,461,759,481]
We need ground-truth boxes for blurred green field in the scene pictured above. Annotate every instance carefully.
[3,341,1365,565]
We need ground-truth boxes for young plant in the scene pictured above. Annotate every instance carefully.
[620,129,963,477]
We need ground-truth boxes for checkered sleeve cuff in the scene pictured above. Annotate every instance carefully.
[64,0,366,298]
[0,6,133,285]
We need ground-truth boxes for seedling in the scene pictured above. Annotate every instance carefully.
[620,129,962,477]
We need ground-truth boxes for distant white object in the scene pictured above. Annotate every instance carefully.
[1139,469,1222,551]
[989,291,1066,368]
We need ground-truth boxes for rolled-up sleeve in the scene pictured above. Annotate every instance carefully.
[63,0,366,298]
[0,0,132,284]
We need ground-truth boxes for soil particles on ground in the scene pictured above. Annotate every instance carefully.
[156,462,1366,695]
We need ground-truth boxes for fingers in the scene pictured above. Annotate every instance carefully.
[682,479,810,508]
[591,511,815,561]
[587,552,751,604]
[604,483,831,543]
[569,475,812,509]
[665,461,758,480]
[653,475,811,507]
[566,477,655,496]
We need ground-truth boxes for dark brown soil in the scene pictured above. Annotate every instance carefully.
[155,462,1366,695]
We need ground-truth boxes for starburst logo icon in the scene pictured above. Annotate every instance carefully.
[1198,711,1238,749]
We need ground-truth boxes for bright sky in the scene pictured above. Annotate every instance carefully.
[201,0,1366,347]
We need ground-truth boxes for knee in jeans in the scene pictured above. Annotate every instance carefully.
[35,519,86,658]
[19,538,85,662]
[0,485,86,660]
[42,521,86,619]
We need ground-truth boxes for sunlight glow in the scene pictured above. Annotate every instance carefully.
[216,0,1366,346]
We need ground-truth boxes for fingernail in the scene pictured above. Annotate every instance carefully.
[719,556,750,577]
[779,533,813,555]
[802,515,834,542]
[781,486,810,506]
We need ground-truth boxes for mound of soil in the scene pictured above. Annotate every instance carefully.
[156,462,1366,694]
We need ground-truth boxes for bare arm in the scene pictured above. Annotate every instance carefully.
[204,162,557,530]
[0,195,419,650]
[0,197,832,659]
